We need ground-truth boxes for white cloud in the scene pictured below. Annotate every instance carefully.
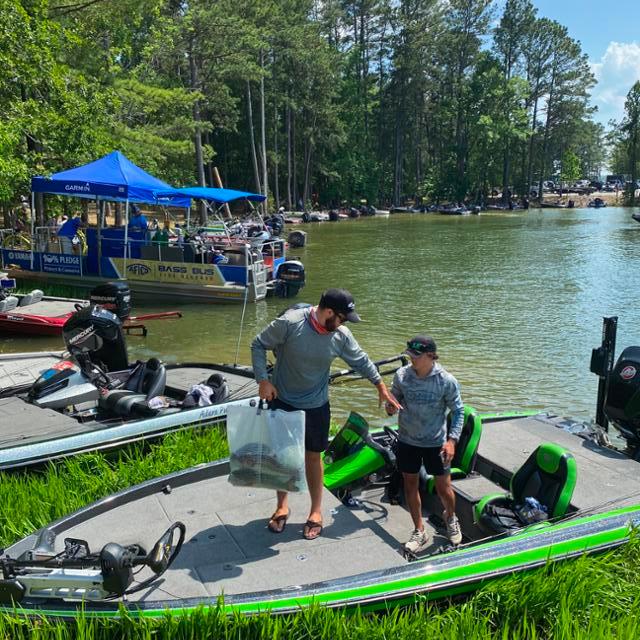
[591,41,640,125]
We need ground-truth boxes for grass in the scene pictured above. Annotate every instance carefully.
[1,424,640,637]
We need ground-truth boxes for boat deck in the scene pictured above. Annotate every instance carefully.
[0,352,63,390]
[0,366,258,454]
[164,366,258,400]
[475,414,640,511]
[54,476,412,602]
[7,300,77,318]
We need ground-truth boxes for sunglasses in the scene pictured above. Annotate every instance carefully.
[335,311,347,323]
[406,341,433,354]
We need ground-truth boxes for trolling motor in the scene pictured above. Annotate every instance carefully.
[0,522,185,605]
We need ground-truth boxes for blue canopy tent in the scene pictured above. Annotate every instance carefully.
[154,186,266,204]
[154,186,266,229]
[31,151,190,207]
[30,151,190,270]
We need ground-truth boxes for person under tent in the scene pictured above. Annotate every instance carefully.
[58,212,86,254]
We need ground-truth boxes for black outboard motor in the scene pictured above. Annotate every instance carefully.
[274,260,305,298]
[604,346,640,454]
[63,305,129,373]
[89,282,131,320]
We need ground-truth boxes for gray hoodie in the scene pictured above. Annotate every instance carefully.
[391,362,463,447]
[251,307,382,409]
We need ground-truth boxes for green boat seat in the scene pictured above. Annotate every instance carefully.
[474,442,577,535]
[323,412,396,492]
[425,406,482,493]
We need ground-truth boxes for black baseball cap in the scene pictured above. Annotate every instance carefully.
[319,288,361,322]
[405,335,437,357]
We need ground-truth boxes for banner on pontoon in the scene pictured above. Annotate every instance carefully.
[111,258,225,285]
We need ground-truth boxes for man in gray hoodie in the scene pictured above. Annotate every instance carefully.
[386,335,464,553]
[252,288,401,540]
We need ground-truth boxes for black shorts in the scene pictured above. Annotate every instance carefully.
[396,440,450,476]
[269,398,331,453]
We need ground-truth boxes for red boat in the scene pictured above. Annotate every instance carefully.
[0,280,180,336]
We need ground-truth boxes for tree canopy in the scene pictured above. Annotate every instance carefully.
[0,0,615,212]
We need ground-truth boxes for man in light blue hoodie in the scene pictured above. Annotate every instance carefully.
[252,288,401,540]
[386,335,464,553]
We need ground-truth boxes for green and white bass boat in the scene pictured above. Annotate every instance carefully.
[1,316,640,618]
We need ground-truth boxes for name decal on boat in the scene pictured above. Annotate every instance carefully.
[198,405,228,420]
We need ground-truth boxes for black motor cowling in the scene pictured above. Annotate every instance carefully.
[89,282,131,320]
[63,305,128,372]
[604,346,640,445]
[274,260,305,298]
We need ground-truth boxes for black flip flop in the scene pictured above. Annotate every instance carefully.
[302,519,323,540]
[267,510,290,534]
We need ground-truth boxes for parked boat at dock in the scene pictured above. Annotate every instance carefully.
[0,276,180,337]
[2,153,304,303]
[0,304,258,471]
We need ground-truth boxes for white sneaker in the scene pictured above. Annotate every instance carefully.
[404,528,430,554]
[445,511,462,545]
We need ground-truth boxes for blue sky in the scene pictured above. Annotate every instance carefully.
[530,0,640,126]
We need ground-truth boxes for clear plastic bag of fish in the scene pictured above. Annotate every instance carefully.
[226,403,307,492]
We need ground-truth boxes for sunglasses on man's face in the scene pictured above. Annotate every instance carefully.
[335,311,347,323]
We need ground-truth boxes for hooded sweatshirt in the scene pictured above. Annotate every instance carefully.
[390,362,463,447]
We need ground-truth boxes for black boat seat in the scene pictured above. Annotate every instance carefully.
[474,442,577,535]
[99,358,167,417]
[0,296,19,312]
[182,372,230,408]
[425,406,482,493]
[124,358,166,397]
[19,289,43,306]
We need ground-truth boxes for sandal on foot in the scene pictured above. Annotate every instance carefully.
[267,510,290,534]
[302,519,323,540]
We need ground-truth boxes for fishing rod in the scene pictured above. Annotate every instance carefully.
[329,354,407,385]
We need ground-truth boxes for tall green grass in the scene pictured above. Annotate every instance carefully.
[1,425,639,638]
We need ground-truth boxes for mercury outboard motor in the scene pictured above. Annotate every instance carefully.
[63,305,128,373]
[274,260,305,298]
[89,282,131,320]
[603,346,640,454]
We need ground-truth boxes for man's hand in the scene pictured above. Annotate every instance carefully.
[376,381,402,412]
[258,380,278,402]
[440,439,456,465]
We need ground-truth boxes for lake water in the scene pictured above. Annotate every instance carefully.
[3,206,640,428]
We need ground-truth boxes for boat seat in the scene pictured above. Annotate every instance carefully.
[182,372,230,408]
[98,358,167,418]
[124,358,166,397]
[19,290,44,306]
[474,442,577,535]
[426,406,482,493]
[0,296,19,312]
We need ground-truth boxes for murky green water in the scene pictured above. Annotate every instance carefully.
[3,207,640,426]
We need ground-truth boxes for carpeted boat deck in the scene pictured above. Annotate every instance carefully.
[9,300,78,317]
[55,477,410,601]
[477,414,640,510]
[0,352,63,390]
[164,366,258,399]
